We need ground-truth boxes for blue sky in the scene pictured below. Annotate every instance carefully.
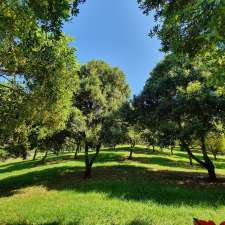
[63,0,164,95]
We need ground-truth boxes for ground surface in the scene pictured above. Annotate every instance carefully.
[0,146,225,225]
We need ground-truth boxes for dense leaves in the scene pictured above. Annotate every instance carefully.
[134,54,225,180]
[137,0,225,56]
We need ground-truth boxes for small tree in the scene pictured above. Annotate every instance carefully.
[101,114,127,150]
[206,132,225,160]
[126,126,141,159]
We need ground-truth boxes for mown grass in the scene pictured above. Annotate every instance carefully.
[0,146,225,225]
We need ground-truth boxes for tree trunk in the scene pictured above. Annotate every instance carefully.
[170,146,174,155]
[33,148,38,161]
[128,148,133,159]
[200,136,217,181]
[152,145,155,152]
[22,151,27,160]
[181,138,217,181]
[128,143,135,160]
[74,143,80,159]
[213,152,217,161]
[84,142,101,179]
[187,151,193,166]
[41,150,48,163]
[180,142,193,165]
[84,164,92,178]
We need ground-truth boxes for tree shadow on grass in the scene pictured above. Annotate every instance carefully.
[0,163,225,207]
[131,156,200,169]
[0,160,38,174]
[0,152,126,175]
[107,146,153,155]
[127,219,151,225]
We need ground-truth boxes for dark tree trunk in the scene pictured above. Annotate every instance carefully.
[74,143,80,159]
[33,148,38,161]
[84,164,92,178]
[84,142,101,179]
[152,145,155,152]
[213,152,217,161]
[128,143,135,160]
[128,148,133,159]
[200,136,217,181]
[181,138,217,181]
[170,146,174,155]
[180,141,193,165]
[41,150,48,163]
[187,151,193,166]
[22,152,27,160]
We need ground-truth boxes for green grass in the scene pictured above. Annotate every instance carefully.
[0,146,225,225]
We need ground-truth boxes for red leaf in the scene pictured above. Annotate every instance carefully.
[193,218,216,225]
[220,222,225,225]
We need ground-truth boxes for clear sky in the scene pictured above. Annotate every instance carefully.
[63,0,164,95]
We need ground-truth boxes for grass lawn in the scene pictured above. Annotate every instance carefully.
[0,146,225,225]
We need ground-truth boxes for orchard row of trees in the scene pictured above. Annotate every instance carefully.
[0,0,225,181]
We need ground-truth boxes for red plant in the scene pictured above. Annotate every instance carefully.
[194,218,225,225]
[194,218,216,225]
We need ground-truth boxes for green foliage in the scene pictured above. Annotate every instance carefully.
[0,147,8,161]
[66,60,130,176]
[141,129,157,148]
[137,0,225,96]
[0,0,85,37]
[206,132,225,159]
[101,113,127,148]
[0,0,81,147]
[127,126,142,148]
[134,54,225,179]
[73,60,130,145]
[137,0,225,56]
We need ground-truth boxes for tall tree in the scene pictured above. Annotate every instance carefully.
[134,55,225,181]
[0,0,82,146]
[137,0,225,94]
[73,60,130,178]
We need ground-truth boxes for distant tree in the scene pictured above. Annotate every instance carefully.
[141,129,157,152]
[67,108,86,159]
[39,129,71,163]
[126,126,142,160]
[156,122,177,155]
[101,114,127,150]
[73,60,130,178]
[206,132,225,160]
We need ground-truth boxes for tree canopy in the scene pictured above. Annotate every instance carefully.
[137,0,225,56]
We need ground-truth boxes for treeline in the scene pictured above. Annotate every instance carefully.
[0,0,225,181]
